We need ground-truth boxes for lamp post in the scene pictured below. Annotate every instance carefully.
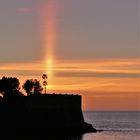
[42,74,48,94]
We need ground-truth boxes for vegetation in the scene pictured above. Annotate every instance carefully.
[0,76,43,97]
[22,79,34,96]
[0,77,22,97]
[23,79,43,96]
[33,80,43,95]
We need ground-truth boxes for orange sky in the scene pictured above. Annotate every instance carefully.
[0,58,139,111]
[0,0,139,111]
[41,0,57,81]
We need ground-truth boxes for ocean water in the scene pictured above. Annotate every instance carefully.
[80,111,140,140]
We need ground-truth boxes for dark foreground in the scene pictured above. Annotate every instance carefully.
[0,94,96,138]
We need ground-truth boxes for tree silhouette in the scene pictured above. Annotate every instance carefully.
[23,79,43,96]
[22,79,34,96]
[0,76,21,97]
[34,80,43,95]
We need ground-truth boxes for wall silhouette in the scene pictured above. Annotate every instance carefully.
[0,94,96,137]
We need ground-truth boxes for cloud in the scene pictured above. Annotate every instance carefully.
[54,71,139,78]
[0,58,140,78]
[0,70,43,77]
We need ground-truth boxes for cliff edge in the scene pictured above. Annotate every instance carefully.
[0,94,97,136]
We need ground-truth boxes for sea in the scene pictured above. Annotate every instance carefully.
[65,111,140,140]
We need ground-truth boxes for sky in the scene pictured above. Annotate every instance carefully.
[0,0,140,111]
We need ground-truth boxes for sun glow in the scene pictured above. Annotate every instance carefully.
[41,1,57,85]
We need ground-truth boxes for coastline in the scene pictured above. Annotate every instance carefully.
[0,94,97,137]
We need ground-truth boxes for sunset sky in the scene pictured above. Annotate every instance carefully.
[0,0,139,111]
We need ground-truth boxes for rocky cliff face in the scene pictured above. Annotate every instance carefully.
[0,94,96,137]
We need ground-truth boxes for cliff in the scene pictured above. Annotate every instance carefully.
[0,94,96,137]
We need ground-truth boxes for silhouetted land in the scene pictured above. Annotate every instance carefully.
[0,76,97,139]
[0,94,96,138]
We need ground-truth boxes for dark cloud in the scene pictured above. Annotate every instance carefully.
[0,69,139,78]
[54,71,139,78]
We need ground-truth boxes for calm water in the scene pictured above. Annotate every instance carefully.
[64,111,140,140]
